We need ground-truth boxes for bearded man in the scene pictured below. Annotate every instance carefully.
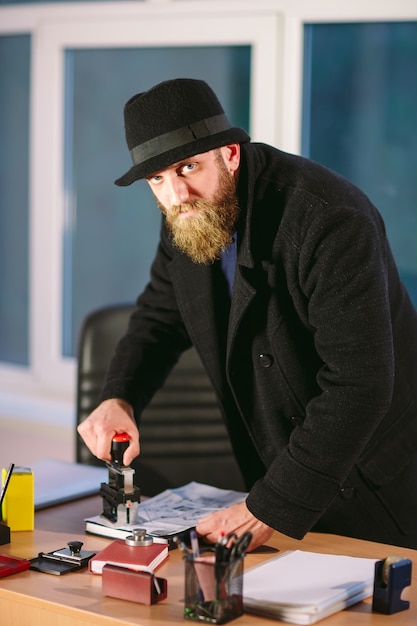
[78,78,417,551]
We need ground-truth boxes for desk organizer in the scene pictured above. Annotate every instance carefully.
[102,564,168,605]
[184,554,244,624]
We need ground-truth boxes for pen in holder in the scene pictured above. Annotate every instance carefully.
[182,531,250,624]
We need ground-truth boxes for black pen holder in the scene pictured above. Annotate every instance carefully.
[184,554,244,624]
[0,522,10,546]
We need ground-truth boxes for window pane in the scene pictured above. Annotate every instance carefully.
[0,35,30,365]
[303,22,417,306]
[63,45,251,356]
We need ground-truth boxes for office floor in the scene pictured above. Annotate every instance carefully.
[0,416,74,469]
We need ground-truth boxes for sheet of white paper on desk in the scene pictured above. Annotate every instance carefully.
[32,459,107,509]
[85,481,248,539]
[243,550,377,625]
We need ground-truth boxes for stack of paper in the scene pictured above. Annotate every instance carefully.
[243,550,377,624]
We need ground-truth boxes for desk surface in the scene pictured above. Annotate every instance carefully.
[0,495,415,626]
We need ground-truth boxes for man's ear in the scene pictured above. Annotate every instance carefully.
[221,143,240,173]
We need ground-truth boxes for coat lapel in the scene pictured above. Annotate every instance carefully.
[168,256,225,387]
[166,142,258,384]
[226,143,258,366]
[226,266,257,365]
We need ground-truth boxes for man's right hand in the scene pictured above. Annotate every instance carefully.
[77,398,140,466]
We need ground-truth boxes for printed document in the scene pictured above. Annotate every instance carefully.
[85,481,247,540]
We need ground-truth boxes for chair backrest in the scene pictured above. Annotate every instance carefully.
[76,303,136,433]
[76,303,245,495]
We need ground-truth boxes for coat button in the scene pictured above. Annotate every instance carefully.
[340,487,356,500]
[259,353,273,368]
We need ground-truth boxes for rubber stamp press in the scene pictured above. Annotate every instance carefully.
[99,433,141,525]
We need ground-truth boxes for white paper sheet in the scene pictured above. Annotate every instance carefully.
[85,481,248,537]
[243,550,377,624]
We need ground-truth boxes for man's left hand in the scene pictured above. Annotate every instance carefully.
[195,501,274,551]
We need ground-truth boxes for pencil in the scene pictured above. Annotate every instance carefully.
[190,529,200,559]
[0,463,15,520]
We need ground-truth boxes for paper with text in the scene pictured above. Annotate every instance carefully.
[86,481,248,538]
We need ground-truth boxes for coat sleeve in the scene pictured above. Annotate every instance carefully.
[246,194,405,538]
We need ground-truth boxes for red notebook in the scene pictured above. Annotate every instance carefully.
[89,539,169,575]
[0,555,31,577]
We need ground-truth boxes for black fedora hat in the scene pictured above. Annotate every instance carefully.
[115,78,250,185]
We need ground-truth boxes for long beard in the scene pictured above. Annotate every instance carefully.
[158,160,239,265]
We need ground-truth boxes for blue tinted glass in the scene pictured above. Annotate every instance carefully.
[64,46,251,356]
[0,35,30,365]
[303,22,417,306]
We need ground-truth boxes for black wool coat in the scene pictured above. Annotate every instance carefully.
[101,142,417,539]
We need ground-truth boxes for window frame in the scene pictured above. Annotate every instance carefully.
[0,0,416,426]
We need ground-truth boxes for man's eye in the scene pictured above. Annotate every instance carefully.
[183,163,196,173]
[149,175,162,183]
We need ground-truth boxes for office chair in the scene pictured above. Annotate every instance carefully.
[76,303,246,496]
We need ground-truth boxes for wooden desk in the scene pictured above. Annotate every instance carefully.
[0,496,415,626]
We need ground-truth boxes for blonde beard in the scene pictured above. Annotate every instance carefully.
[158,158,239,265]
[164,200,238,264]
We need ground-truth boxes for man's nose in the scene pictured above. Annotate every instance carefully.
[166,176,190,206]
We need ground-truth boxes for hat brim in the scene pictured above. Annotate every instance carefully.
[114,127,250,186]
